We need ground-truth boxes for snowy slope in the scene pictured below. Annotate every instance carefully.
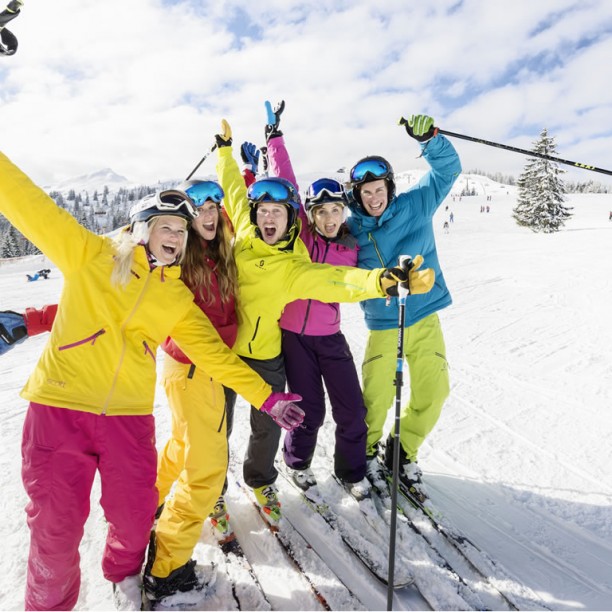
[1,175,611,610]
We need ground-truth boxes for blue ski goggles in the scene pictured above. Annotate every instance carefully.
[306,178,346,205]
[350,158,392,183]
[184,181,224,207]
[247,178,296,204]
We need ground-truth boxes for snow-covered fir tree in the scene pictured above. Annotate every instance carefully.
[512,128,573,233]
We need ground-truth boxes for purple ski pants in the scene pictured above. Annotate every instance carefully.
[282,330,367,482]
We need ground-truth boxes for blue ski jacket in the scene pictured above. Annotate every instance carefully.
[346,134,461,330]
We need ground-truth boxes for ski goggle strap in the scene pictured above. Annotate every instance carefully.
[306,178,346,205]
[248,178,294,204]
[350,158,392,183]
[184,181,224,207]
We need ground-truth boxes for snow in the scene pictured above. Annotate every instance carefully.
[1,173,612,610]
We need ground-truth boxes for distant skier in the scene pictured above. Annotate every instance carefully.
[443,220,450,234]
[25,268,51,281]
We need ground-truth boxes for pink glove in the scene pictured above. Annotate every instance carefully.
[260,392,304,431]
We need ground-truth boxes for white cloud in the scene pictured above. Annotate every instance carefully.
[1,0,611,185]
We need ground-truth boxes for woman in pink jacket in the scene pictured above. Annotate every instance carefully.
[265,102,371,500]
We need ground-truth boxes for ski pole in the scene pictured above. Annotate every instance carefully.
[386,255,412,612]
[438,128,612,176]
[0,0,23,56]
[185,142,217,180]
[398,118,612,177]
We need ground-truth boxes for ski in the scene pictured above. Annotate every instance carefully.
[369,480,507,610]
[378,459,550,610]
[215,531,272,611]
[327,474,488,610]
[276,463,413,588]
[232,477,339,611]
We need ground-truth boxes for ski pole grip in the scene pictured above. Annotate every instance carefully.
[398,255,413,298]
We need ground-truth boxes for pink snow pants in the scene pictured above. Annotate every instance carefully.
[21,403,158,611]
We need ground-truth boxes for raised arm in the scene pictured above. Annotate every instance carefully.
[0,153,105,274]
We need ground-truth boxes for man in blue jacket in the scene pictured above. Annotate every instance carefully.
[346,114,461,499]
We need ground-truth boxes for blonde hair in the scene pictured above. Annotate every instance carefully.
[180,209,238,305]
[111,217,188,287]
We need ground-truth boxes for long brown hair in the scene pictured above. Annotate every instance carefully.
[180,209,238,305]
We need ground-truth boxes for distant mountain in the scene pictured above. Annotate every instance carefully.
[45,168,135,194]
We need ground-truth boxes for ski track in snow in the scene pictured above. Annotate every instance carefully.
[1,174,611,610]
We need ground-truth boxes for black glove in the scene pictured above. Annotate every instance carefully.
[0,310,27,356]
[264,100,285,142]
[379,263,411,297]
[398,115,437,143]
[215,119,233,148]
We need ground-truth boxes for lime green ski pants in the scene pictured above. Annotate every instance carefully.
[362,313,449,460]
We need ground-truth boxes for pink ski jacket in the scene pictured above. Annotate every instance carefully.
[268,136,359,336]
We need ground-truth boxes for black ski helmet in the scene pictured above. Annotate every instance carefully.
[348,155,396,207]
[247,177,301,229]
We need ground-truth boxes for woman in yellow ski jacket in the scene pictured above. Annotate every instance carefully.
[0,152,303,611]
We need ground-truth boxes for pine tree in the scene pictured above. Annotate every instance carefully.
[513,128,573,233]
[1,225,22,257]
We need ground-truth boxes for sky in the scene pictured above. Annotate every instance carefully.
[2,0,612,187]
[1,177,611,610]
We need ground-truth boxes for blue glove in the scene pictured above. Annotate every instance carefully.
[0,310,27,356]
[240,142,260,174]
[264,100,285,142]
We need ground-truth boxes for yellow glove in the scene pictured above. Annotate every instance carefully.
[407,255,435,294]
[215,119,233,148]
[378,255,435,296]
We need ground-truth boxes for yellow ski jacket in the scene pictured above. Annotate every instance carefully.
[0,153,271,415]
[216,146,386,360]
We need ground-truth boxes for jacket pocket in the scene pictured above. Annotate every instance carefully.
[247,316,261,355]
[142,341,156,363]
[58,329,106,351]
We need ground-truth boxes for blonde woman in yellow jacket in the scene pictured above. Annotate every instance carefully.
[0,152,304,611]
[214,119,434,523]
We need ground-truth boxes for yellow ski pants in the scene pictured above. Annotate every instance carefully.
[151,355,228,578]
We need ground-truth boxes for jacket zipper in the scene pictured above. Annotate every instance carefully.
[300,240,331,335]
[101,272,153,414]
[367,231,386,267]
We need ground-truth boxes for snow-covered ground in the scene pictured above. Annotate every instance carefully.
[1,173,611,610]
